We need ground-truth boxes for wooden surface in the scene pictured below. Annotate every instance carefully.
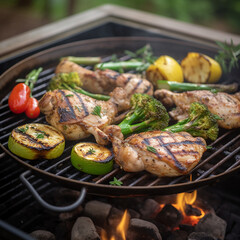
[0,4,240,59]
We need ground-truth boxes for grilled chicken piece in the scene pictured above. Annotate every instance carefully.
[39,88,130,144]
[105,126,206,177]
[154,89,240,129]
[55,60,153,95]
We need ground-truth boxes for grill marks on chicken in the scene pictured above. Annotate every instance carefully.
[154,89,240,129]
[105,126,206,177]
[57,90,89,123]
[39,89,129,144]
[55,60,153,96]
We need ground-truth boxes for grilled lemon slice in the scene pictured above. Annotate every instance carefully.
[146,55,184,87]
[181,52,222,83]
[8,123,65,160]
[71,142,113,175]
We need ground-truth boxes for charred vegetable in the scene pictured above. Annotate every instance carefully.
[163,102,221,141]
[71,142,113,175]
[8,123,65,160]
[157,80,238,93]
[61,56,101,65]
[146,55,184,87]
[95,44,155,73]
[48,72,110,101]
[181,52,222,84]
[118,93,169,136]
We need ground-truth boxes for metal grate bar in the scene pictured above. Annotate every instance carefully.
[196,146,240,180]
[169,133,240,185]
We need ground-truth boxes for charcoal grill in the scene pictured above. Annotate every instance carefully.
[0,36,240,213]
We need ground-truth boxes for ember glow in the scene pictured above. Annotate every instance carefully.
[173,190,205,226]
[101,210,130,240]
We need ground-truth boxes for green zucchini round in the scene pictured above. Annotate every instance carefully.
[8,123,65,160]
[71,142,113,175]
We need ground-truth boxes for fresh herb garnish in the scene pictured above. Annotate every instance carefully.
[147,145,158,154]
[87,147,96,155]
[36,133,45,139]
[75,106,81,112]
[215,40,240,73]
[92,105,102,118]
[123,44,156,72]
[65,94,74,97]
[109,177,123,186]
[206,145,213,150]
[18,125,29,133]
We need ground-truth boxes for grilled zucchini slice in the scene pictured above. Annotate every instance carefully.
[181,52,222,83]
[8,123,65,160]
[71,142,113,175]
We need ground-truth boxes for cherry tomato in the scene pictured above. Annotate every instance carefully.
[25,97,40,119]
[8,83,31,114]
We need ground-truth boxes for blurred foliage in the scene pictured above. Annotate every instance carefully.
[1,0,240,34]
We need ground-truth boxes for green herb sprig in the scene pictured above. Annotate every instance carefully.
[92,105,102,118]
[147,145,158,154]
[18,125,29,133]
[215,40,240,73]
[87,147,96,155]
[109,177,123,186]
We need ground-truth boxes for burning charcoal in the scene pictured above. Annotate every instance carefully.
[71,217,100,240]
[185,204,202,216]
[139,199,161,219]
[167,230,188,240]
[108,207,130,229]
[188,232,215,240]
[30,230,56,240]
[127,218,162,240]
[128,208,141,219]
[83,200,112,227]
[179,224,195,234]
[156,204,182,229]
[195,213,227,240]
[107,208,130,239]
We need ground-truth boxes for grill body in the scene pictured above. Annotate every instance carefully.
[1,37,240,198]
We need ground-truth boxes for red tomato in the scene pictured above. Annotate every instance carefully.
[25,97,40,119]
[8,83,31,114]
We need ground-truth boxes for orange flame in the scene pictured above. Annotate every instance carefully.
[173,190,205,226]
[101,210,130,240]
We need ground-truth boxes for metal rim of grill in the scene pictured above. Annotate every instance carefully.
[0,37,240,197]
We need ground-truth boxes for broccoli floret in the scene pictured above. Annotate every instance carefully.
[48,72,110,101]
[48,72,82,91]
[164,102,220,141]
[118,93,169,136]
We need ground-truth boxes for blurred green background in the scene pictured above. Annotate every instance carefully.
[0,0,240,41]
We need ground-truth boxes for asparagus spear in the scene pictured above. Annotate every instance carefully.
[61,56,101,65]
[157,80,238,93]
[95,61,148,71]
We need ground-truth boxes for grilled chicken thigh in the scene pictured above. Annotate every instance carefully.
[39,88,130,144]
[105,126,206,177]
[154,89,240,129]
[55,60,153,95]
